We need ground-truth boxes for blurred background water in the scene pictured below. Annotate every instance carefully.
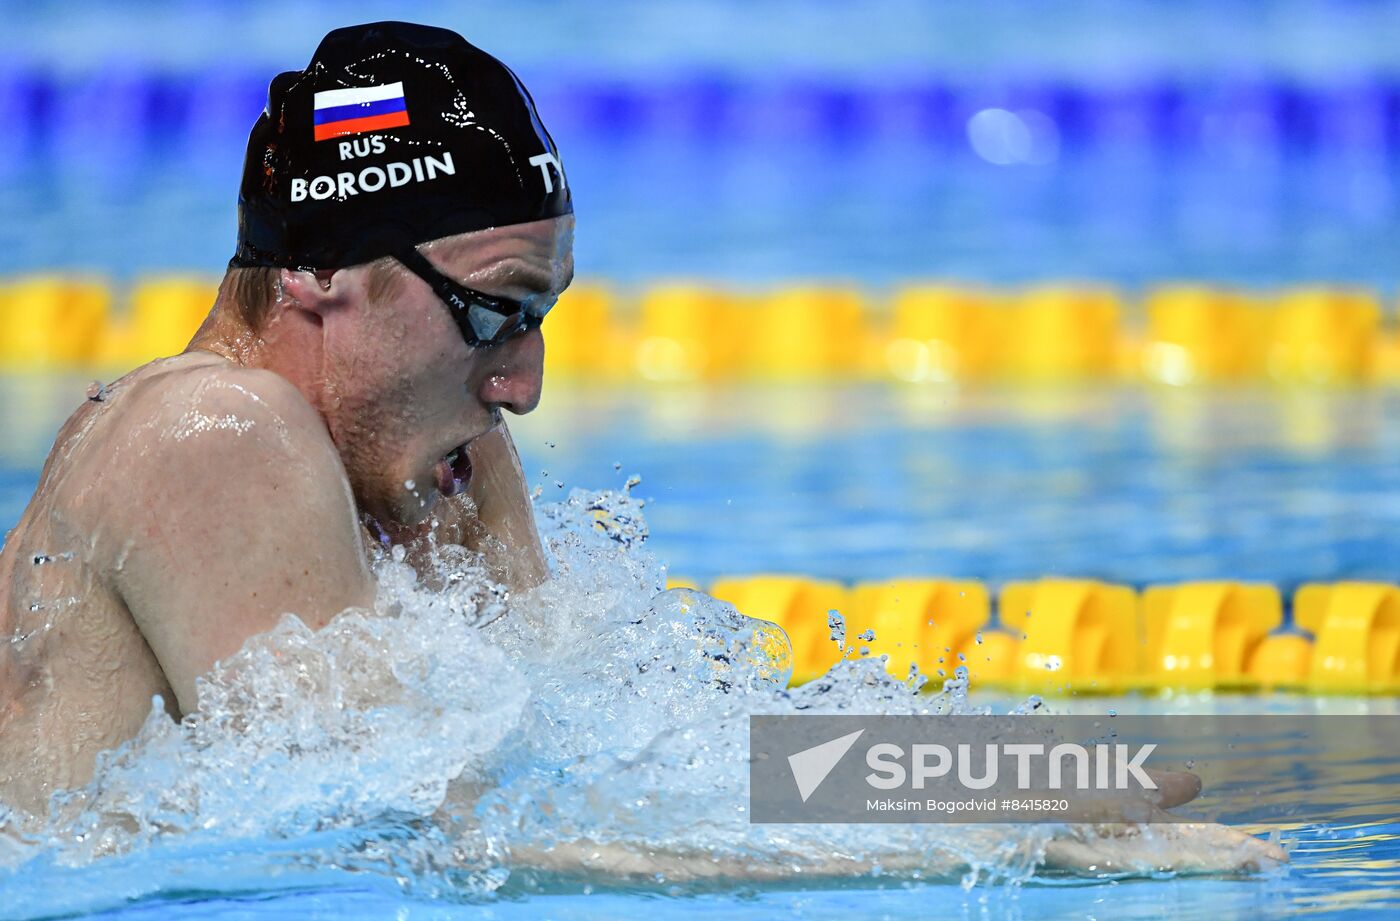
[3,0,1400,287]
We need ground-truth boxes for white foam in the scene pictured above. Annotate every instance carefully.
[0,484,1051,902]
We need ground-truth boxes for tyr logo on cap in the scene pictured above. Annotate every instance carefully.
[313,82,410,142]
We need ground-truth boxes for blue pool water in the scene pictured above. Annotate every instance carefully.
[510,384,1400,590]
[2,377,1399,919]
[6,1,1400,289]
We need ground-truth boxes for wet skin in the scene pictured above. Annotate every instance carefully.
[0,217,573,815]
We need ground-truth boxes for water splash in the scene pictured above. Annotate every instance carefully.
[0,487,1052,911]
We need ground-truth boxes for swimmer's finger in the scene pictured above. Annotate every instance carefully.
[1145,768,1202,808]
[1073,768,1200,817]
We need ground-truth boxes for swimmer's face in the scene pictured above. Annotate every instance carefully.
[319,215,573,532]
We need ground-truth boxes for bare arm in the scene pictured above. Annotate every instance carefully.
[513,822,1286,883]
[507,776,1282,881]
[111,370,377,714]
[463,423,548,588]
[432,744,1280,882]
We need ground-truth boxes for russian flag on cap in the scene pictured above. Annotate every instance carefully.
[313,82,409,142]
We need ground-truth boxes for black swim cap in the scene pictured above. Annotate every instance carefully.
[230,21,571,270]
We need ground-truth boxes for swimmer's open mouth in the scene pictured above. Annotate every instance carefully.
[435,443,473,498]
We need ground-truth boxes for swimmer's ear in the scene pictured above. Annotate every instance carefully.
[278,267,352,316]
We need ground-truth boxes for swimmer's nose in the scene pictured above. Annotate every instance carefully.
[478,327,544,414]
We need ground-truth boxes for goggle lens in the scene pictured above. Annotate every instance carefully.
[395,248,555,348]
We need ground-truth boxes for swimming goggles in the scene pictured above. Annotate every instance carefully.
[395,247,555,348]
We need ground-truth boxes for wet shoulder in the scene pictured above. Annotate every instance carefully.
[126,352,312,429]
[110,353,335,464]
[56,354,347,530]
[12,355,310,525]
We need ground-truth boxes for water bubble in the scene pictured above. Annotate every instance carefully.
[31,553,52,566]
[827,610,846,649]
[404,479,417,491]
[1012,695,1045,714]
[857,629,876,642]
[975,632,983,645]
[580,489,651,547]
[85,381,108,402]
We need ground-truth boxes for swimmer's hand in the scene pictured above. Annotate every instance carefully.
[1043,819,1288,875]
[1041,766,1287,875]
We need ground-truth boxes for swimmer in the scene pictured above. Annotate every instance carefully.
[0,21,570,814]
[0,21,1283,879]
